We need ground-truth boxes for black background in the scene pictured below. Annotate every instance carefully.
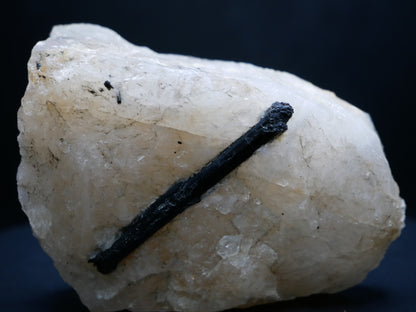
[1,0,415,311]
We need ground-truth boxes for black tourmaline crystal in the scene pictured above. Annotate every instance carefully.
[89,102,293,274]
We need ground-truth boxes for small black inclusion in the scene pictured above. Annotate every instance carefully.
[116,91,122,104]
[104,80,113,90]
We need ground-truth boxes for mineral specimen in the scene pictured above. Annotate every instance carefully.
[17,24,405,312]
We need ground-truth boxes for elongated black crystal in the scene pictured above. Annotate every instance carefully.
[89,102,293,274]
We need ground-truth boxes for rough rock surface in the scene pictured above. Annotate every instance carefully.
[17,24,405,312]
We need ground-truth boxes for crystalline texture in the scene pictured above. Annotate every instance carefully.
[17,24,405,312]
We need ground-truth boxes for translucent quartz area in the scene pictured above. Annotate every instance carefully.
[17,24,405,312]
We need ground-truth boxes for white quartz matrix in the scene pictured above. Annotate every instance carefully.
[17,24,405,312]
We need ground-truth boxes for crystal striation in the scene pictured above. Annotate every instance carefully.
[17,24,405,312]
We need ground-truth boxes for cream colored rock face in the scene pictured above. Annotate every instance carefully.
[17,24,405,312]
